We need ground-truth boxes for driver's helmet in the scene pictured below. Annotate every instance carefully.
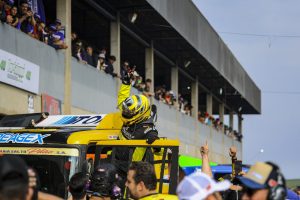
[121,94,151,125]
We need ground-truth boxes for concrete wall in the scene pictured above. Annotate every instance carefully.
[0,24,242,163]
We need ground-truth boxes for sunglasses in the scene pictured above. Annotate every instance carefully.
[88,192,109,198]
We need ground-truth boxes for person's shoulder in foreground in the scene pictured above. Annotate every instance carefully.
[140,193,178,200]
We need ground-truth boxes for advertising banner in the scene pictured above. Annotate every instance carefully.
[0,49,40,94]
[42,93,62,115]
[0,147,79,156]
[35,114,106,127]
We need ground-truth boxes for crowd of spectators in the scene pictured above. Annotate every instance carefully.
[198,111,243,142]
[153,85,242,141]
[1,0,68,49]
[154,87,193,116]
[1,0,243,142]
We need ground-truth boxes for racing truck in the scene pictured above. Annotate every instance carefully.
[0,113,179,199]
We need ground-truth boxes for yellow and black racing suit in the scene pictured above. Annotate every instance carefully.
[116,83,159,191]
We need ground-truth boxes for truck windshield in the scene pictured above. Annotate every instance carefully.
[0,147,79,198]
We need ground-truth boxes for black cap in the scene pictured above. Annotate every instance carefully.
[0,155,29,190]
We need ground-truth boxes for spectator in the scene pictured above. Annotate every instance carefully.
[293,186,300,196]
[68,172,89,200]
[104,55,118,77]
[143,78,154,97]
[86,46,97,67]
[126,161,178,200]
[5,13,12,25]
[71,31,78,42]
[198,111,205,123]
[0,155,34,200]
[165,91,173,105]
[27,13,41,39]
[134,75,143,90]
[200,141,213,178]
[37,21,48,43]
[10,5,18,27]
[48,24,68,49]
[177,171,230,200]
[0,0,5,22]
[18,1,36,34]
[120,61,130,79]
[238,162,287,200]
[55,19,64,37]
[286,189,300,200]
[220,146,243,200]
[71,31,79,50]
[88,163,121,200]
[100,47,107,57]
[96,53,106,71]
[72,40,87,63]
[1,0,13,22]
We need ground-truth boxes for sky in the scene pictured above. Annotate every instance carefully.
[192,0,300,179]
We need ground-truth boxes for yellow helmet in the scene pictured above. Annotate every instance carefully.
[121,94,151,125]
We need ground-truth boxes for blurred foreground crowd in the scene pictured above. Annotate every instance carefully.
[1,145,299,200]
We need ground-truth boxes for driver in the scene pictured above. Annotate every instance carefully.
[117,71,159,161]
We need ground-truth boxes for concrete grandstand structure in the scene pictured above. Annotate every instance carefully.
[0,0,260,164]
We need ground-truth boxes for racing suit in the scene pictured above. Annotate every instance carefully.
[116,83,159,192]
[117,83,159,161]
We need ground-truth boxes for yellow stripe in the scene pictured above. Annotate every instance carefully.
[96,139,179,147]
[67,130,120,144]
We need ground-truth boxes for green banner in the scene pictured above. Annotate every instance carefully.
[179,155,218,167]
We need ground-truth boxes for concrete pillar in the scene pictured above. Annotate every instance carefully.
[229,111,234,128]
[145,41,154,93]
[171,66,179,97]
[238,114,243,134]
[110,12,121,78]
[219,103,224,123]
[191,77,199,118]
[206,93,213,115]
[57,0,71,114]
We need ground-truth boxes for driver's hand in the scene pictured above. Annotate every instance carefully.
[146,134,158,144]
[122,72,132,85]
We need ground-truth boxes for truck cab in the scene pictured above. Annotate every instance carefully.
[0,113,179,199]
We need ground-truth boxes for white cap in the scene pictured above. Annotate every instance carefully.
[98,53,105,59]
[177,172,230,200]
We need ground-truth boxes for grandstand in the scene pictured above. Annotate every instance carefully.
[0,0,260,164]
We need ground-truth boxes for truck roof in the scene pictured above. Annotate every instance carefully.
[0,113,122,145]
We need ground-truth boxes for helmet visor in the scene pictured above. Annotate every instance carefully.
[122,99,136,119]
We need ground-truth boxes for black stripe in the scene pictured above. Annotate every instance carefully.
[134,95,142,111]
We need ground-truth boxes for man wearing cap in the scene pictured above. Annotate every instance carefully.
[177,171,231,200]
[97,53,106,70]
[55,19,65,39]
[48,23,68,49]
[238,162,287,200]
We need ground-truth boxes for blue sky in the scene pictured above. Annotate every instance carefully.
[193,0,300,179]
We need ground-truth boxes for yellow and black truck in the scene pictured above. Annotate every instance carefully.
[0,113,179,199]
